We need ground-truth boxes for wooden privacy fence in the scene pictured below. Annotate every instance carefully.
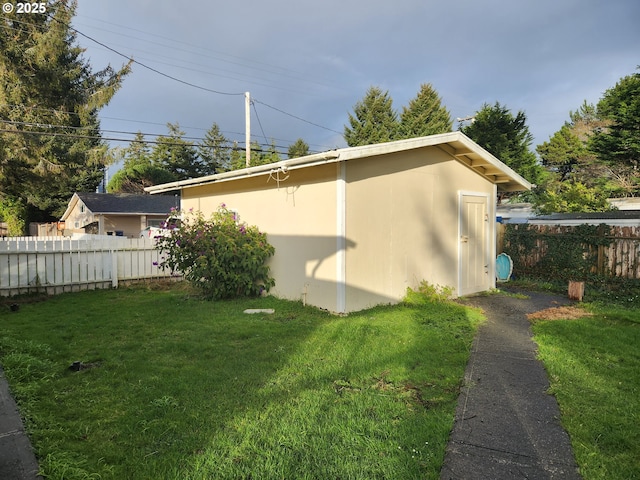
[503,224,640,280]
[0,236,175,296]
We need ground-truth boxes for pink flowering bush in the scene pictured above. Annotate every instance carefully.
[155,204,275,299]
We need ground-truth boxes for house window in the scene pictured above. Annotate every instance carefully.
[80,205,85,213]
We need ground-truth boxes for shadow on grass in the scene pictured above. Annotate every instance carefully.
[0,287,482,480]
[177,297,482,480]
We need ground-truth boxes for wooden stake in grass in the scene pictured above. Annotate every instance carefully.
[568,281,584,301]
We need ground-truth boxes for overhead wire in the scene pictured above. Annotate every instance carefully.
[252,99,343,136]
[251,100,269,146]
[34,15,246,97]
[73,14,338,90]
[72,17,338,95]
[2,13,342,152]
[0,124,295,154]
[1,105,332,152]
[60,16,344,142]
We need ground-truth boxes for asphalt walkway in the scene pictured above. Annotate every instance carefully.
[0,365,41,479]
[440,290,582,479]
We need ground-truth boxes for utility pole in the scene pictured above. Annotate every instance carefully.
[245,92,251,167]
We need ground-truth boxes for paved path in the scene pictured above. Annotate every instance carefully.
[440,290,582,479]
[0,366,41,480]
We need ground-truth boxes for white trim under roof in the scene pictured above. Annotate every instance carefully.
[145,132,532,195]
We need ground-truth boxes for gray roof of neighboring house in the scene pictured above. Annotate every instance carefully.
[533,210,640,221]
[529,210,640,226]
[75,193,178,215]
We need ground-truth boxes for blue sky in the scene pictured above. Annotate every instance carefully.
[73,0,640,164]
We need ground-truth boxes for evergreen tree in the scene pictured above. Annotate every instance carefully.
[229,141,243,170]
[590,71,640,196]
[107,133,176,193]
[537,125,590,182]
[198,123,231,174]
[534,125,612,213]
[287,138,310,158]
[461,102,542,185]
[399,83,452,138]
[0,0,130,232]
[344,86,399,146]
[151,123,202,180]
[230,141,282,170]
[262,140,282,165]
[568,101,608,143]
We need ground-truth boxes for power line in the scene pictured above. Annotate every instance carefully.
[72,21,334,96]
[58,17,344,139]
[37,15,246,97]
[253,99,343,135]
[251,101,269,145]
[73,14,338,90]
[0,125,296,154]
[0,105,334,152]
[3,14,343,149]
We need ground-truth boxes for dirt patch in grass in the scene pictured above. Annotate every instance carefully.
[527,305,593,322]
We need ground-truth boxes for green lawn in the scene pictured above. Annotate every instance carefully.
[533,304,640,480]
[0,285,483,479]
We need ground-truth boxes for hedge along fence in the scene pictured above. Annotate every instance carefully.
[503,224,640,281]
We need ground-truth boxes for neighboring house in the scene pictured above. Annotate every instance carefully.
[60,193,178,238]
[496,203,535,224]
[147,132,530,313]
[608,197,640,211]
[494,198,640,225]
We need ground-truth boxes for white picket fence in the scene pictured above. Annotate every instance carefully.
[0,235,176,296]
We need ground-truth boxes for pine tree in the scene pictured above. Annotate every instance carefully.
[198,123,231,174]
[399,83,452,138]
[590,71,640,195]
[287,138,309,158]
[151,123,202,180]
[461,102,542,185]
[537,125,590,182]
[0,0,130,231]
[344,86,399,146]
[107,133,176,193]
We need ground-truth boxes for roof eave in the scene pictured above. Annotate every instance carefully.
[145,132,531,195]
[60,193,81,221]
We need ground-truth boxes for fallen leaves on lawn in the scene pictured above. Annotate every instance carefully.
[527,306,593,322]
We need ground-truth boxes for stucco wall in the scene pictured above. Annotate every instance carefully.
[181,163,340,310]
[179,148,497,313]
[344,146,494,311]
[101,215,144,237]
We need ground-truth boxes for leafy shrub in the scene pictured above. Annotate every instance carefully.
[155,205,275,299]
[404,281,454,304]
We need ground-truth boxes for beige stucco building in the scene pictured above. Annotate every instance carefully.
[147,132,530,313]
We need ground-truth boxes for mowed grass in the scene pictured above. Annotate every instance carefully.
[0,285,483,479]
[532,304,640,480]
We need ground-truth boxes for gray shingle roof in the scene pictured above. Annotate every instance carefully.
[534,210,640,221]
[77,193,179,215]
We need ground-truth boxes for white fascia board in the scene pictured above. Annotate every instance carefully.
[145,132,531,195]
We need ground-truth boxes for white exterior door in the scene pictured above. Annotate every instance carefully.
[459,194,490,296]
